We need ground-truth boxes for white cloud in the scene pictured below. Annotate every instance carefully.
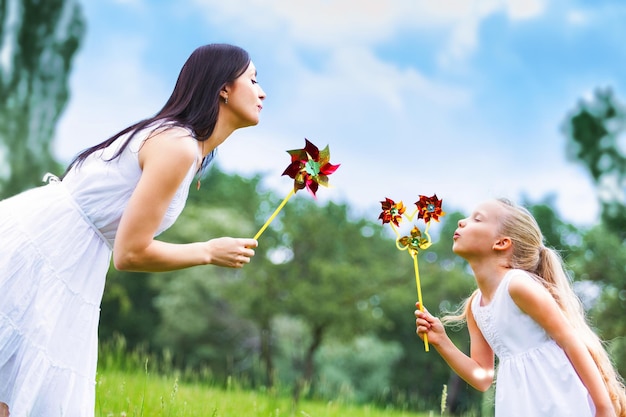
[52,0,608,227]
[111,0,146,9]
[505,0,545,20]
[188,0,543,57]
[437,19,479,70]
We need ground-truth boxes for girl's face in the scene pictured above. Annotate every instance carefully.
[452,200,506,260]
[222,61,266,128]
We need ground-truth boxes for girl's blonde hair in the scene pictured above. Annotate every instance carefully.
[444,198,626,415]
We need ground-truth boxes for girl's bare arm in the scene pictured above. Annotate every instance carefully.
[509,275,615,416]
[416,302,495,392]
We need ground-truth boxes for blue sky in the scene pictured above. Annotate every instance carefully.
[54,0,626,227]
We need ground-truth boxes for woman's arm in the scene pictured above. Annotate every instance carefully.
[113,128,257,272]
[509,275,615,416]
[415,301,495,392]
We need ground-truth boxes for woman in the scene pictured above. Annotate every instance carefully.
[0,43,265,416]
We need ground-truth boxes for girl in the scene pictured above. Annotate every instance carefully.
[415,198,626,417]
[0,43,265,416]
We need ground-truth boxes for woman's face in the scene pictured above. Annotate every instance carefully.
[452,200,506,260]
[222,61,266,128]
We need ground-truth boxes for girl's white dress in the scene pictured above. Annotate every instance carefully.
[472,269,594,417]
[0,125,199,417]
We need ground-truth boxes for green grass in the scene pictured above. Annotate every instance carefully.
[95,338,438,417]
[95,368,431,417]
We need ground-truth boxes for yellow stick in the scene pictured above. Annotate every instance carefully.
[254,188,296,240]
[413,253,429,352]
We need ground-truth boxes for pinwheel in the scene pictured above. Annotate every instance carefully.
[254,139,340,240]
[378,194,445,351]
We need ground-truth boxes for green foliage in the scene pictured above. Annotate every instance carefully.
[152,271,257,375]
[567,224,626,376]
[276,198,402,334]
[315,335,403,404]
[0,0,85,196]
[522,194,583,256]
[562,87,626,380]
[265,198,407,389]
[562,87,626,237]
[99,268,160,347]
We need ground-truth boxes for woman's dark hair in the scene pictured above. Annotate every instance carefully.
[63,43,251,176]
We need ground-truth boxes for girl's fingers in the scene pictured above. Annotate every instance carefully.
[415,302,429,313]
[414,307,430,320]
[416,322,431,336]
[416,317,431,328]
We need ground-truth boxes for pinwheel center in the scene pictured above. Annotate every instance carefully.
[426,203,435,212]
[305,160,321,176]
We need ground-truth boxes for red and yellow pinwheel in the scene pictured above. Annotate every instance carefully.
[416,194,445,223]
[254,139,340,240]
[378,198,406,227]
[282,139,340,198]
[378,194,445,351]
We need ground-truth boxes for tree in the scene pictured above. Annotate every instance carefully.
[0,0,84,197]
[522,194,582,260]
[561,87,626,238]
[561,88,626,378]
[567,224,626,377]
[251,197,406,400]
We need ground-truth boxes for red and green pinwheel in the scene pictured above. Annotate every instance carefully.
[378,194,445,351]
[282,139,340,198]
[254,139,340,240]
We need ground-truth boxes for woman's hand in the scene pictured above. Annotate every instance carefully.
[415,302,447,347]
[206,237,257,268]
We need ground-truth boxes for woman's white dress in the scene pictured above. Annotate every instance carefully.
[0,125,199,416]
[471,269,594,417]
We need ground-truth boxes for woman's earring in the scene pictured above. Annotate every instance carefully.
[224,97,228,105]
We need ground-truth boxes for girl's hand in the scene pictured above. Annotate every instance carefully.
[206,237,257,268]
[415,302,447,346]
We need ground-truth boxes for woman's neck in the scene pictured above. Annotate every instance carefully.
[200,122,234,158]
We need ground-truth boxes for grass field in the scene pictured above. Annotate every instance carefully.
[95,337,442,417]
[95,369,433,417]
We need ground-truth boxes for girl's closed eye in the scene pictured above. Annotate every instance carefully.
[251,79,258,85]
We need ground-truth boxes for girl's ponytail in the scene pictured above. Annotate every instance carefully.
[506,202,626,417]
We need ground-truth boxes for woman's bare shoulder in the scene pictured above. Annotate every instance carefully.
[140,125,199,169]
